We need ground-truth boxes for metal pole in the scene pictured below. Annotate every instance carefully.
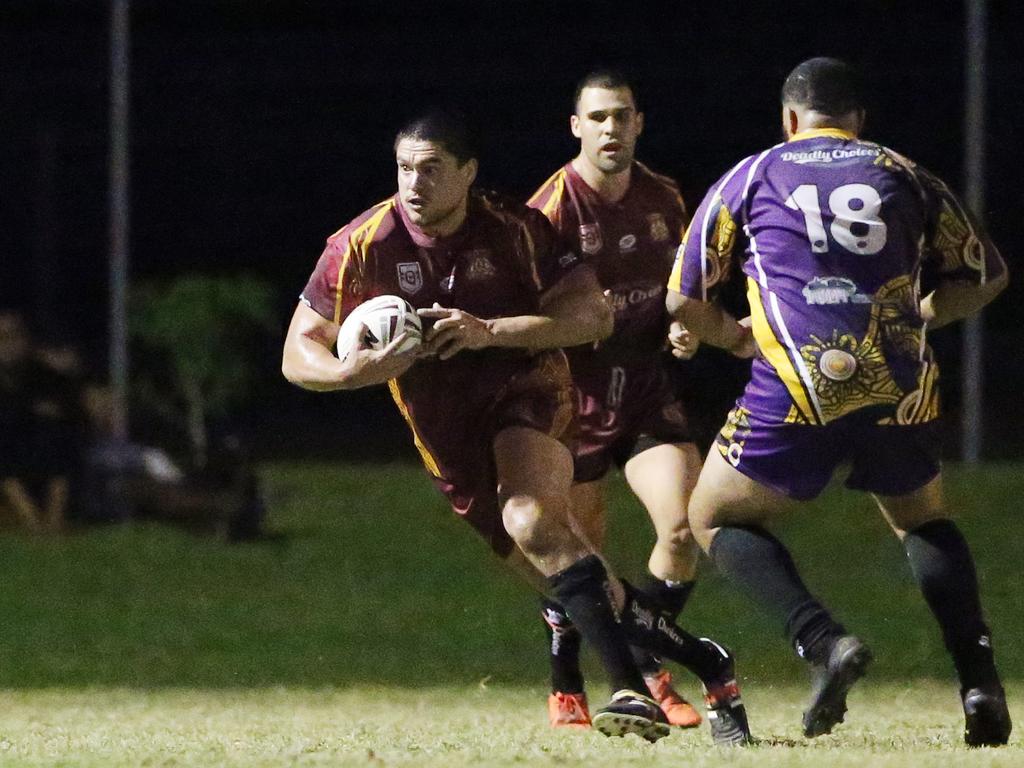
[109,0,131,442]
[961,0,986,462]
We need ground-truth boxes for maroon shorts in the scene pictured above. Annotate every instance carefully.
[571,362,694,483]
[390,350,575,557]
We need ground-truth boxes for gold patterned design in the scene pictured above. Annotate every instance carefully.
[934,201,983,272]
[704,204,737,289]
[798,275,927,423]
[784,405,810,425]
[715,406,751,467]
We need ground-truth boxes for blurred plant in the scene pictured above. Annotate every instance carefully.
[130,275,276,467]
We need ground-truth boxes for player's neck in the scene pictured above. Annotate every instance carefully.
[571,156,632,204]
[417,199,469,239]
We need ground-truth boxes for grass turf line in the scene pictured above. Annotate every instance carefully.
[0,682,1019,767]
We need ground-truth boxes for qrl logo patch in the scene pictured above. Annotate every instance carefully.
[579,223,602,254]
[397,262,423,294]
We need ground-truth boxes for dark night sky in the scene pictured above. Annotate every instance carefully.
[2,0,1022,456]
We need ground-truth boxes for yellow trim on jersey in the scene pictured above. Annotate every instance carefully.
[526,168,566,211]
[667,239,685,293]
[332,200,394,324]
[387,379,442,478]
[787,128,857,143]
[541,170,567,219]
[746,278,821,425]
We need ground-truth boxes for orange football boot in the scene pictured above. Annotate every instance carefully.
[645,669,702,728]
[548,691,592,728]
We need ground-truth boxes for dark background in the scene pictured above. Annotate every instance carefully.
[2,0,1021,458]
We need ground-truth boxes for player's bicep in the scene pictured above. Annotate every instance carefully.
[285,301,341,356]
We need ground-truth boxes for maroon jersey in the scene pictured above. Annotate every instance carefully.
[527,161,688,371]
[300,190,581,554]
[528,163,693,479]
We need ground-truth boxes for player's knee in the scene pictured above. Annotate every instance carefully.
[501,495,545,548]
[685,501,717,553]
[502,493,568,551]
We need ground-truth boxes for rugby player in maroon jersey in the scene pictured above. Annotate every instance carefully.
[283,110,749,744]
[669,57,1010,745]
[527,70,748,745]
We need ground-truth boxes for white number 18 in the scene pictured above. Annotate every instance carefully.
[784,183,887,255]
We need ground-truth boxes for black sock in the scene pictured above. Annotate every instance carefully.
[629,646,662,677]
[903,519,1000,690]
[620,581,724,681]
[540,598,584,694]
[547,555,648,695]
[628,577,696,676]
[642,575,696,620]
[709,525,845,665]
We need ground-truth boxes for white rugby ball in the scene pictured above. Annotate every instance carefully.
[337,294,422,357]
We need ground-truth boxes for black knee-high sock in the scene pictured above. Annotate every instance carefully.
[540,598,584,693]
[629,578,697,675]
[642,575,696,620]
[620,581,725,681]
[902,519,999,690]
[547,555,648,695]
[709,525,845,664]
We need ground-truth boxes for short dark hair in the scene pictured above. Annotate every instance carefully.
[781,57,864,115]
[573,68,639,113]
[394,108,477,165]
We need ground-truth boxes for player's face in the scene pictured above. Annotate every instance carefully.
[571,86,643,175]
[396,138,477,234]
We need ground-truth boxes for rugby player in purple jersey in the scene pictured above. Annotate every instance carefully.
[667,57,1010,745]
[283,109,739,743]
[528,70,748,742]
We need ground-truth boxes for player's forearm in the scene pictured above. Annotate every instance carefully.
[282,339,353,391]
[484,293,613,349]
[920,272,1008,330]
[668,291,750,356]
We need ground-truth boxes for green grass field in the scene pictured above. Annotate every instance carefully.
[0,462,1021,765]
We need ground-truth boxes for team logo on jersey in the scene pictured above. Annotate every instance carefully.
[647,213,670,242]
[465,250,497,280]
[619,234,637,253]
[397,262,423,295]
[818,349,858,381]
[802,276,872,305]
[579,223,602,254]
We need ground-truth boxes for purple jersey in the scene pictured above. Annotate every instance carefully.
[670,128,1004,427]
[528,161,687,370]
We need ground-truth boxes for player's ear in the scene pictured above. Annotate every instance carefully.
[782,105,799,139]
[461,157,478,186]
[570,114,582,138]
[636,111,644,136]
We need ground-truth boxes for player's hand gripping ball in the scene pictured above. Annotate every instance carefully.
[337,295,422,357]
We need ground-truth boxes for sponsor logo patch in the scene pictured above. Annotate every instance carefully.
[619,234,637,253]
[579,223,602,254]
[647,213,670,242]
[397,262,423,294]
[558,252,578,267]
[802,276,872,305]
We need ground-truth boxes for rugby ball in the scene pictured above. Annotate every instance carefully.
[337,295,422,357]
